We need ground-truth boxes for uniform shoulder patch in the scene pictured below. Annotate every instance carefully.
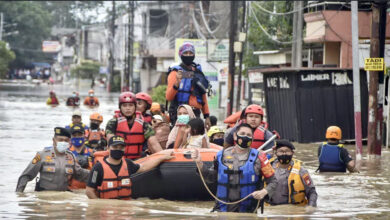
[43,146,53,151]
[302,173,312,186]
[32,152,41,164]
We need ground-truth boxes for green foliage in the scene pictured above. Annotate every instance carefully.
[0,1,52,67]
[244,1,294,71]
[0,41,15,78]
[71,60,101,79]
[151,85,168,104]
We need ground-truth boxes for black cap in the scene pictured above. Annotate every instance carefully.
[275,139,295,150]
[70,124,85,134]
[54,127,71,138]
[108,135,125,147]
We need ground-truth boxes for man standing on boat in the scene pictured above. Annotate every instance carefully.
[85,136,174,200]
[192,123,277,213]
[105,92,163,159]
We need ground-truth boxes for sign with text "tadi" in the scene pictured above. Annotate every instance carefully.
[364,58,384,71]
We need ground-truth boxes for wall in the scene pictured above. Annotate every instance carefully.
[323,42,340,66]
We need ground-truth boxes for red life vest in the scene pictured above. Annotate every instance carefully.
[143,113,152,124]
[115,116,145,159]
[251,126,266,149]
[97,158,132,200]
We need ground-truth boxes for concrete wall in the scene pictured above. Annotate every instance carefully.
[323,42,340,66]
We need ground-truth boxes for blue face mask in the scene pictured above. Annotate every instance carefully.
[71,137,85,148]
[177,114,190,125]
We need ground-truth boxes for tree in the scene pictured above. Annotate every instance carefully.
[0,1,52,68]
[0,41,15,78]
[244,1,294,70]
[71,60,101,88]
[151,85,168,104]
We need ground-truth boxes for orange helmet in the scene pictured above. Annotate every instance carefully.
[88,89,94,94]
[150,102,161,112]
[136,92,152,105]
[245,104,264,116]
[326,126,342,140]
[90,112,103,122]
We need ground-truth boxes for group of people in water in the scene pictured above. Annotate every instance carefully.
[46,89,100,107]
[16,42,358,213]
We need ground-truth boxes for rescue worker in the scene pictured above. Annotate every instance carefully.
[165,42,211,129]
[135,92,153,124]
[68,124,94,189]
[105,92,163,159]
[16,127,90,192]
[318,126,358,173]
[267,140,317,207]
[65,110,89,130]
[224,104,275,151]
[192,123,277,213]
[86,112,107,151]
[46,90,59,105]
[66,91,80,107]
[85,135,174,199]
[207,126,225,146]
[84,89,100,107]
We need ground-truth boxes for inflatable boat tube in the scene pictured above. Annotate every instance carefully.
[93,144,223,201]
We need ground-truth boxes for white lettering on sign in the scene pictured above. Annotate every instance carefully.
[267,77,278,88]
[301,74,330,81]
[279,77,290,89]
[331,72,352,86]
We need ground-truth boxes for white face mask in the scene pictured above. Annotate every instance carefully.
[56,141,69,153]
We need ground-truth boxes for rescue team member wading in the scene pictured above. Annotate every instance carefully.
[225,104,275,151]
[85,136,174,199]
[85,112,107,151]
[65,110,89,131]
[135,92,153,124]
[192,123,277,213]
[16,127,90,192]
[83,89,99,107]
[68,124,94,189]
[268,140,317,207]
[105,92,163,159]
[46,90,59,105]
[318,126,358,173]
[165,42,211,129]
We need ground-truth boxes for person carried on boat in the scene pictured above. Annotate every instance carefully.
[66,91,80,107]
[207,126,225,146]
[182,118,209,149]
[105,92,163,159]
[83,89,99,107]
[68,124,94,189]
[191,123,277,213]
[224,104,275,151]
[166,104,196,149]
[65,110,89,131]
[318,126,358,173]
[135,92,153,124]
[46,90,59,105]
[85,112,107,151]
[16,127,90,192]
[151,114,170,149]
[267,140,317,207]
[165,42,211,129]
[85,135,174,200]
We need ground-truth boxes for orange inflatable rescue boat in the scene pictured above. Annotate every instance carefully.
[94,144,223,201]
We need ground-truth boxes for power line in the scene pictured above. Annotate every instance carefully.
[252,1,309,16]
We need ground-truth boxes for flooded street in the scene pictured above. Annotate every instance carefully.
[1,82,390,219]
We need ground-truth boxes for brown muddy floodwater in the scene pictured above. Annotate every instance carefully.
[0,82,389,219]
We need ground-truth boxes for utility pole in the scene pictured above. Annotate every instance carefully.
[367,1,381,158]
[236,1,247,111]
[107,0,116,92]
[291,1,298,67]
[296,1,303,67]
[0,13,3,41]
[351,1,363,160]
[227,0,238,116]
[127,1,134,92]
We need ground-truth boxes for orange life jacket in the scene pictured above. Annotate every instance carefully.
[115,116,145,159]
[97,158,132,200]
[251,126,266,149]
[88,129,105,142]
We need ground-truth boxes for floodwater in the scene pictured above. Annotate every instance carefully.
[1,81,390,219]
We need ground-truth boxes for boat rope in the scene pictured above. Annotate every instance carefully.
[194,161,261,213]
